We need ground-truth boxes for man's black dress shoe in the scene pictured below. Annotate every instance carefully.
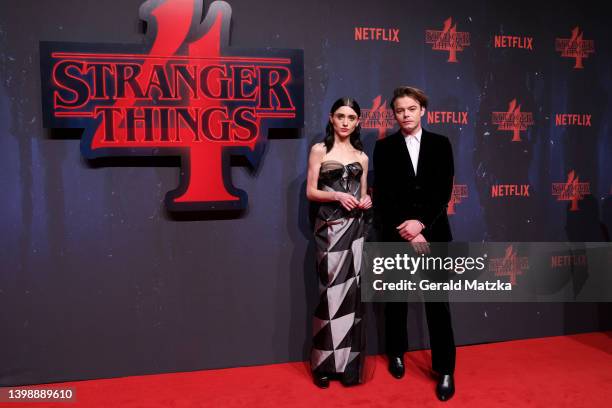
[435,374,455,401]
[313,373,330,389]
[388,355,405,379]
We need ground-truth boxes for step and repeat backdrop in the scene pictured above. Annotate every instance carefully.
[1,0,611,385]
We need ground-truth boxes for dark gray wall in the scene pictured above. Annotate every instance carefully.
[1,0,611,386]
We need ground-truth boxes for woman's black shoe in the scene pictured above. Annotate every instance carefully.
[340,369,360,386]
[313,374,330,389]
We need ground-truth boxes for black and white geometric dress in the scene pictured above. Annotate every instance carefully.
[311,160,368,384]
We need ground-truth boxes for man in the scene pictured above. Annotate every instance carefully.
[373,86,456,401]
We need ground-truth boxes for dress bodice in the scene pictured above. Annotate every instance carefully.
[317,160,364,221]
[318,160,363,198]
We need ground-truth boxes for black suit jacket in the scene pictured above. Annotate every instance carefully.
[373,128,454,242]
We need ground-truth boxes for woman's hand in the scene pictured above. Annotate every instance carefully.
[334,192,360,211]
[358,194,372,210]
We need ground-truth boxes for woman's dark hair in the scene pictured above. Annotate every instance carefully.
[324,97,363,152]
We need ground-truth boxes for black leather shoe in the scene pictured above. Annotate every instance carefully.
[313,374,330,389]
[435,374,455,401]
[340,376,359,387]
[388,355,405,379]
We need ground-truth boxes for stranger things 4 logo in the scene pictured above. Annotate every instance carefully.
[40,0,304,212]
[447,181,468,215]
[555,27,594,69]
[425,17,470,63]
[489,245,529,286]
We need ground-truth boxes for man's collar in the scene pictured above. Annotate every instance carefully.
[402,127,422,143]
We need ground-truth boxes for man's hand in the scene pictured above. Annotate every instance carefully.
[396,219,424,241]
[410,233,430,255]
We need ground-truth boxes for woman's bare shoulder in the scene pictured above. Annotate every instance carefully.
[310,142,327,155]
[358,150,369,164]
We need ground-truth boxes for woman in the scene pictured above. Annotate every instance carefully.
[306,97,372,388]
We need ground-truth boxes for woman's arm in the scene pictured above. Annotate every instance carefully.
[359,153,372,209]
[360,153,369,198]
[306,143,333,202]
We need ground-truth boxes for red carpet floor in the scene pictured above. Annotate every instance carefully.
[3,331,611,407]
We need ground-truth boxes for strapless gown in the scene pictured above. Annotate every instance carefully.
[310,160,369,384]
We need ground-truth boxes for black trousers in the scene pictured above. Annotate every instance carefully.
[385,301,456,374]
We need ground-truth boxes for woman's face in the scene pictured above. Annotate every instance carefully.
[329,106,360,139]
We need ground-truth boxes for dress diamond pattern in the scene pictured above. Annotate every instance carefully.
[311,160,368,384]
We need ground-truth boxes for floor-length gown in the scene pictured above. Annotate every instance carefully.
[310,160,368,384]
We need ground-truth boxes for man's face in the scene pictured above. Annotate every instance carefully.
[393,95,425,135]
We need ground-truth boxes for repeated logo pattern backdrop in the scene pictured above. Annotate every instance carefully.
[328,5,612,243]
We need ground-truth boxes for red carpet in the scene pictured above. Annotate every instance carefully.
[3,331,611,407]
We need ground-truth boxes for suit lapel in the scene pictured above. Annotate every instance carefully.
[391,131,415,178]
[415,129,430,179]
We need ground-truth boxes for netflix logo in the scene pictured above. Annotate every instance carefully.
[551,254,587,268]
[555,114,592,127]
[355,27,400,43]
[491,184,531,198]
[494,35,534,50]
[427,111,468,125]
